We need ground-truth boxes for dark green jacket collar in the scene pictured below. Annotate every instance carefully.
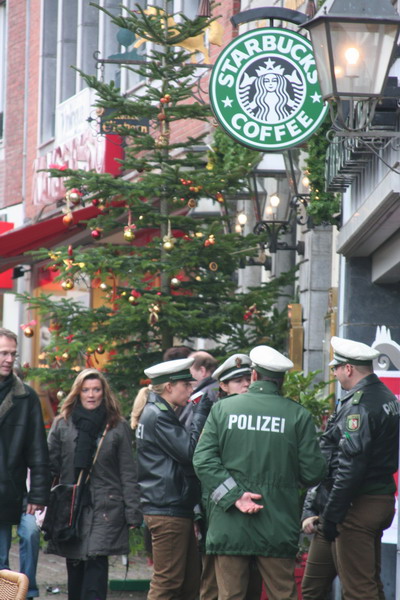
[248,380,281,395]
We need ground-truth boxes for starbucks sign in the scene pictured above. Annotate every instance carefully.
[209,28,328,151]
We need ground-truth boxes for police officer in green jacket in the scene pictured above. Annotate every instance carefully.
[193,345,327,600]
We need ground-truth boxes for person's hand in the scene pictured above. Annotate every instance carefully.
[322,519,339,542]
[195,392,213,416]
[302,516,319,534]
[26,503,45,515]
[235,492,263,514]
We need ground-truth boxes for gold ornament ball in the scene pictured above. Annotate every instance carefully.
[73,365,82,372]
[170,277,180,289]
[99,282,108,291]
[61,352,70,361]
[62,278,74,290]
[128,295,135,303]
[86,346,95,354]
[163,240,174,251]
[123,227,135,242]
[23,326,34,338]
[187,198,197,208]
[56,390,66,401]
[195,275,202,281]
[68,189,82,205]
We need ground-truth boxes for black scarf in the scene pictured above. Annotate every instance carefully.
[72,402,107,478]
[0,374,13,406]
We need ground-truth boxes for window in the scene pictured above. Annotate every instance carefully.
[39,0,198,144]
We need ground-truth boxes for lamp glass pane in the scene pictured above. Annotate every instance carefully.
[308,23,334,98]
[330,23,398,97]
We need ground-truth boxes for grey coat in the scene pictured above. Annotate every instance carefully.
[47,416,142,560]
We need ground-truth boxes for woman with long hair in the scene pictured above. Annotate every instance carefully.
[47,368,142,600]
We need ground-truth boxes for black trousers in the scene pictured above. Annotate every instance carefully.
[66,556,108,600]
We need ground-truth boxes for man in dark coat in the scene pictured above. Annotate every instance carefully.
[0,328,50,597]
[310,335,399,600]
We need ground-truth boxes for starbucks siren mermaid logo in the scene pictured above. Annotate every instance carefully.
[238,58,304,124]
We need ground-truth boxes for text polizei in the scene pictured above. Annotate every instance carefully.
[228,414,285,433]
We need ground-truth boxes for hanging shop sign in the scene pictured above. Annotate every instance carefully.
[99,109,150,135]
[209,27,328,151]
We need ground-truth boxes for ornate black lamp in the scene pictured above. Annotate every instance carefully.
[303,0,400,132]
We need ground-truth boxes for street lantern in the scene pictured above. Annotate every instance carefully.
[304,0,400,129]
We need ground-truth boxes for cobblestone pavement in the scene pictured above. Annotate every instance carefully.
[9,542,153,600]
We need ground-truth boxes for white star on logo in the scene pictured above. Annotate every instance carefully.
[222,96,233,107]
[311,92,322,103]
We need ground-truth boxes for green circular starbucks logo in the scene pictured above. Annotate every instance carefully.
[210,28,328,151]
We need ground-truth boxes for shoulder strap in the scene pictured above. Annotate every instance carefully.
[351,390,364,405]
[84,424,109,484]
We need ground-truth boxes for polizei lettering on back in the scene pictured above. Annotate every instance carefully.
[228,414,285,433]
[209,28,328,151]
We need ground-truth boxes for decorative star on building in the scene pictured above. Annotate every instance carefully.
[222,96,233,107]
[311,92,322,103]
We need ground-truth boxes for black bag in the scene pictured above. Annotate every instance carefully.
[42,479,84,543]
[42,424,109,544]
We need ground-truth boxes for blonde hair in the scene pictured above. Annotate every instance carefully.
[60,368,122,428]
[130,383,167,429]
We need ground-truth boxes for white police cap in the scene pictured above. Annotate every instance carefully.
[249,345,293,377]
[329,336,379,367]
[212,354,252,382]
[144,357,194,385]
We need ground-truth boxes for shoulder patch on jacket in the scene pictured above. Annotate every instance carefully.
[346,414,360,431]
[155,401,168,412]
[351,390,363,405]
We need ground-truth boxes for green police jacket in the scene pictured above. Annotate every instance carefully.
[193,380,327,558]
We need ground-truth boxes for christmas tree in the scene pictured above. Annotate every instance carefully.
[18,1,294,412]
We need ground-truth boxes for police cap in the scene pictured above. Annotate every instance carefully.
[329,336,379,367]
[249,345,293,378]
[144,357,194,385]
[212,354,252,382]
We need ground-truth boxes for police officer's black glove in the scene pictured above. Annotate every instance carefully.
[322,519,339,542]
[195,392,213,417]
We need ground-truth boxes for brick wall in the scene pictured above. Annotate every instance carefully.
[25,3,41,222]
[171,0,239,147]
[2,0,26,210]
[0,1,41,221]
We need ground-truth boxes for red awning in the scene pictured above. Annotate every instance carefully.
[0,205,102,273]
[0,204,187,273]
